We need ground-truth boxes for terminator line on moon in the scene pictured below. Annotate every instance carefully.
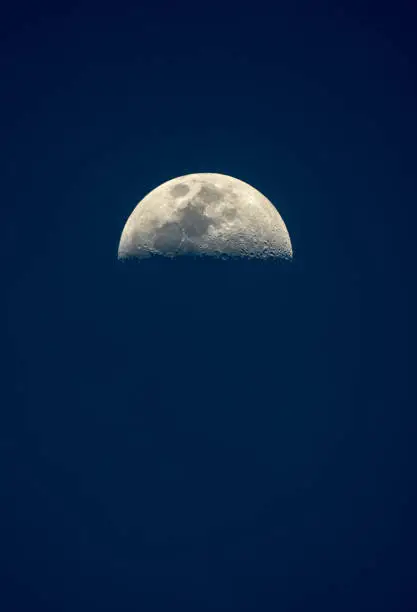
[118,173,293,260]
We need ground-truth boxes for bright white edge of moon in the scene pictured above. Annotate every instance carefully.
[118,173,293,260]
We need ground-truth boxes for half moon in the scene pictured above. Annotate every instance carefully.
[118,173,293,260]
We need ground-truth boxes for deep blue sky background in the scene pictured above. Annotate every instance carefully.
[2,1,416,610]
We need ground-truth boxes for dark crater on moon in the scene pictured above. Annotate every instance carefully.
[170,183,190,197]
[197,184,222,204]
[153,221,183,251]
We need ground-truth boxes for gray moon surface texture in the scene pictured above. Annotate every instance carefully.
[118,173,293,260]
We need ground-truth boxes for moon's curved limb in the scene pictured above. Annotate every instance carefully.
[118,173,292,260]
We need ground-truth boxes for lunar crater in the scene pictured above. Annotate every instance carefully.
[170,183,190,198]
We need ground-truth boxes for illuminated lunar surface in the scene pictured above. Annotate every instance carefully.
[118,173,292,260]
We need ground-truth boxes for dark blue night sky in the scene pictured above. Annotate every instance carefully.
[2,2,416,610]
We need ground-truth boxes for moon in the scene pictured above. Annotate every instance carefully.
[118,173,293,260]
